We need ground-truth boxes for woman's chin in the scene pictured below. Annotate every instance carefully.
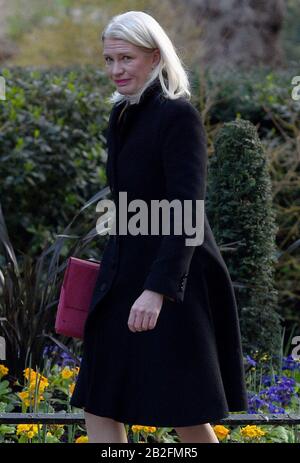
[118,86,133,94]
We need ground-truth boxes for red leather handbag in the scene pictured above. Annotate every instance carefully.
[55,257,101,339]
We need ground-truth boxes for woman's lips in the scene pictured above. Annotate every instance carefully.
[115,79,131,85]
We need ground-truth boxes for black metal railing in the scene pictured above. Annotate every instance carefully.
[0,413,299,425]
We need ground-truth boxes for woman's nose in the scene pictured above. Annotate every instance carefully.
[112,62,124,76]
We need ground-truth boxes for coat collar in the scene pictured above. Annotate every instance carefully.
[116,77,163,137]
[114,77,163,115]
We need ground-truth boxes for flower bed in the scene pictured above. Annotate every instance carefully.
[0,350,299,443]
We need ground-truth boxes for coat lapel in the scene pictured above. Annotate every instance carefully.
[106,78,163,195]
[105,101,126,194]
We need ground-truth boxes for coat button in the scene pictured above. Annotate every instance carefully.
[100,282,107,291]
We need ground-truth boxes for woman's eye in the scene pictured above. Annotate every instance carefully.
[104,56,131,63]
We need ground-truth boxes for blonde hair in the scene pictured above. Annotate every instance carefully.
[101,11,191,105]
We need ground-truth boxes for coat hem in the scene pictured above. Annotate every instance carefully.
[70,400,231,428]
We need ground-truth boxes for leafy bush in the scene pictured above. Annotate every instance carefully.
[207,118,282,358]
[194,67,300,344]
[0,66,112,255]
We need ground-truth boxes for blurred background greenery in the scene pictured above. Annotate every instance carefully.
[0,0,298,69]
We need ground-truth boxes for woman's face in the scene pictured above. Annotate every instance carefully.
[103,38,160,95]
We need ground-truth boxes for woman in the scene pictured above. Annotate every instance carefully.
[70,11,248,443]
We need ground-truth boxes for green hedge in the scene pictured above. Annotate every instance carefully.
[207,118,282,359]
[192,66,300,351]
[192,66,298,133]
[0,66,113,255]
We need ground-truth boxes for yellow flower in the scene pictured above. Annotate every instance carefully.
[143,426,157,433]
[213,425,230,440]
[0,364,9,378]
[24,368,37,381]
[18,390,45,408]
[28,377,49,393]
[131,425,144,433]
[39,375,49,385]
[75,435,89,443]
[24,368,49,390]
[61,367,74,380]
[17,424,30,435]
[18,391,31,407]
[17,424,40,437]
[240,425,266,439]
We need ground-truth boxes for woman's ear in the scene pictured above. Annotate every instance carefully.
[153,48,161,67]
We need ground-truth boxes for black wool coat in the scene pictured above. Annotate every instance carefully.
[70,78,248,427]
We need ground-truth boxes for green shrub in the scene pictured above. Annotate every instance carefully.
[194,67,300,348]
[207,118,282,360]
[0,66,112,255]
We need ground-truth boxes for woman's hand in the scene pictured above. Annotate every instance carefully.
[128,290,164,332]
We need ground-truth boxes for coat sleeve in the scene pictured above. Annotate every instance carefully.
[142,100,207,303]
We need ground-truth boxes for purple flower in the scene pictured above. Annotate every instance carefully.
[43,344,79,367]
[282,355,300,371]
[268,403,285,414]
[247,392,269,413]
[246,355,257,368]
[247,372,297,413]
[261,375,296,406]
